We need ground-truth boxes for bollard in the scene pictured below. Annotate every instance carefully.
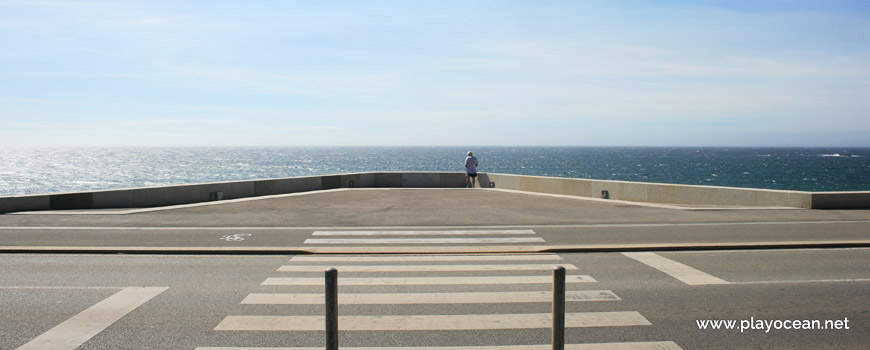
[553,266,566,350]
[325,268,338,350]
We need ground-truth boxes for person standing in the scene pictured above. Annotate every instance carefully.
[464,151,479,188]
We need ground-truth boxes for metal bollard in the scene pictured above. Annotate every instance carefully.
[553,266,566,350]
[325,268,338,350]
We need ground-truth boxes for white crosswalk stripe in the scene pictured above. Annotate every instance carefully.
[290,254,562,262]
[242,290,620,304]
[215,311,651,331]
[263,274,598,286]
[196,341,683,350]
[201,254,682,349]
[277,263,577,272]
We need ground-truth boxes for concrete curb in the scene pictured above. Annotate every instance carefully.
[2,240,869,255]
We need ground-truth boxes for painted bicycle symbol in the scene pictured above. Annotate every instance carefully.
[221,233,252,241]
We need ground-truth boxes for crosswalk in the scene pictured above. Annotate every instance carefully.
[198,251,682,349]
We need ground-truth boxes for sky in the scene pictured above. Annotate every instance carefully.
[1,0,869,147]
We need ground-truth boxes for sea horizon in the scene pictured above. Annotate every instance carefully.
[1,146,868,196]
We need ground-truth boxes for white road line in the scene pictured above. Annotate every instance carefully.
[304,237,546,244]
[17,287,168,350]
[195,341,683,350]
[0,227,274,230]
[623,252,729,285]
[263,275,597,286]
[0,286,123,290]
[277,263,577,272]
[241,290,620,305]
[3,220,867,230]
[312,230,537,236]
[215,311,650,331]
[666,247,870,254]
[733,279,870,284]
[290,254,563,262]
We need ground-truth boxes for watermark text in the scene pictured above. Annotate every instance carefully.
[696,317,850,333]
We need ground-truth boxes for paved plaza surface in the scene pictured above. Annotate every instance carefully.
[1,188,869,252]
[1,188,869,349]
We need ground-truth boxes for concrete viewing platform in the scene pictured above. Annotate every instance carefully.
[3,172,870,213]
[1,172,869,254]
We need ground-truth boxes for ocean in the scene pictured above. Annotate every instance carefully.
[1,147,868,196]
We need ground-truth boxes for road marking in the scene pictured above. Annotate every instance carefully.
[277,263,577,272]
[312,230,536,236]
[733,279,870,285]
[215,311,650,331]
[668,247,870,254]
[3,220,867,230]
[304,237,546,244]
[623,252,729,285]
[17,287,168,350]
[241,290,620,305]
[290,254,563,262]
[221,233,251,241]
[0,286,124,290]
[195,341,683,349]
[263,275,597,286]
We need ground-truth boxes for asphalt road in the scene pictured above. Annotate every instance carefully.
[1,249,868,349]
[1,189,868,349]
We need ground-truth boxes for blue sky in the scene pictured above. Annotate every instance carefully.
[1,0,868,146]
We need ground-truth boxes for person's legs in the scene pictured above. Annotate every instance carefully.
[466,175,471,188]
[470,173,477,188]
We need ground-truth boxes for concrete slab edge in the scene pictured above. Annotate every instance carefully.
[2,240,869,255]
[487,189,802,211]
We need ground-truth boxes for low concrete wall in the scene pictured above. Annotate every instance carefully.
[0,175,324,214]
[0,195,49,214]
[1,172,868,213]
[811,192,870,209]
[479,173,824,209]
[0,172,463,214]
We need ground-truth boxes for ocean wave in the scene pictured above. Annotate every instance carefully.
[821,154,860,157]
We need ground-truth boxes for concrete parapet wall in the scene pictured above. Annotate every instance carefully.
[1,172,868,213]
[0,172,463,213]
[0,195,50,213]
[479,173,844,209]
[0,176,319,214]
[372,172,466,188]
[811,192,870,209]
